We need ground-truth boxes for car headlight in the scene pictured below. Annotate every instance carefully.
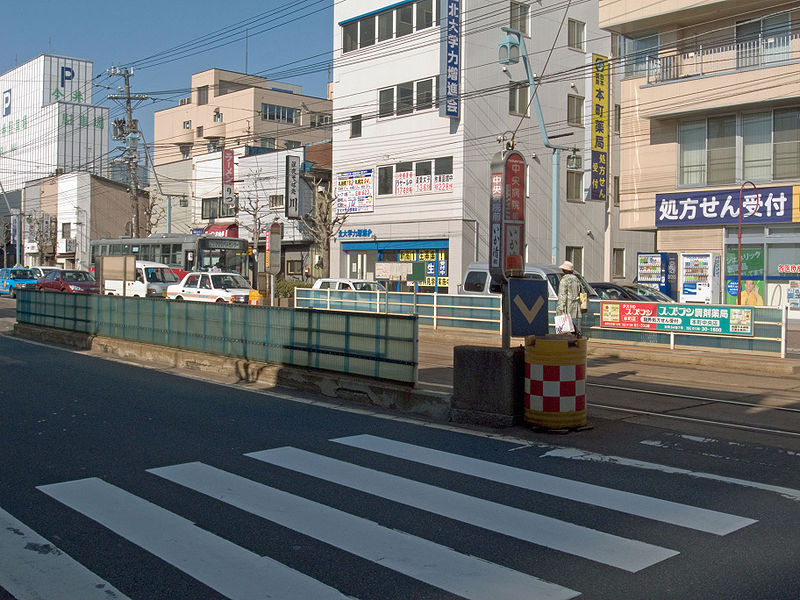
[68,284,83,292]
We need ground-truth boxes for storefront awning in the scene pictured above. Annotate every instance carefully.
[203,223,239,237]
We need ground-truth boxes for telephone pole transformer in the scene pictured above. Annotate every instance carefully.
[108,66,149,237]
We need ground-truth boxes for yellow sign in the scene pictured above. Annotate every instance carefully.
[591,53,609,201]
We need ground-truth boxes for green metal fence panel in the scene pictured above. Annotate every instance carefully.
[15,291,418,383]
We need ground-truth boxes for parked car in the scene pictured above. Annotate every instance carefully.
[0,267,38,298]
[103,260,180,297]
[28,266,61,280]
[312,278,386,291]
[36,269,100,294]
[166,271,253,303]
[461,262,597,299]
[590,281,675,302]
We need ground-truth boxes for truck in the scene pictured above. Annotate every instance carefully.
[103,261,180,297]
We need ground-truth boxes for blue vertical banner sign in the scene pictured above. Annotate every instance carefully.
[590,54,609,202]
[441,0,460,119]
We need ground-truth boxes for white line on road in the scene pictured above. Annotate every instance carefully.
[247,447,679,573]
[37,478,349,600]
[150,461,579,600]
[0,506,131,600]
[333,434,756,535]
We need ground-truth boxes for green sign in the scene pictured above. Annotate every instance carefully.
[725,246,764,305]
[652,304,754,335]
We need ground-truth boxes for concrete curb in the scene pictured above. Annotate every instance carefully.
[13,323,452,422]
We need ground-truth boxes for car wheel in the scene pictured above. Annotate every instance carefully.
[175,295,184,301]
[215,298,225,303]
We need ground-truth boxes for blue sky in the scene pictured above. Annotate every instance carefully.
[2,0,333,159]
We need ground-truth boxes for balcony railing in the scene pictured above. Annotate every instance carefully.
[646,32,797,84]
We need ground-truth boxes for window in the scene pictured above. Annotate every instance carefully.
[213,111,223,123]
[613,176,620,207]
[737,12,790,68]
[416,0,433,30]
[707,115,736,185]
[568,19,585,51]
[378,11,393,41]
[62,222,71,238]
[197,86,208,106]
[350,115,362,138]
[614,104,621,133]
[196,126,203,138]
[742,112,771,181]
[183,120,191,129]
[397,81,414,115]
[378,166,394,195]
[343,21,358,52]
[179,196,188,207]
[509,82,529,116]
[359,15,375,47]
[286,260,303,276]
[611,33,621,58]
[202,197,219,220]
[510,2,529,36]
[269,194,284,208]
[565,246,583,274]
[612,248,625,278]
[567,95,584,126]
[260,137,275,149]
[416,79,433,110]
[679,120,706,186]
[774,108,800,179]
[179,145,191,160]
[311,113,332,128]
[285,140,301,149]
[207,141,223,153]
[379,88,394,117]
[261,104,297,124]
[624,33,658,78]
[567,168,583,202]
[396,3,413,37]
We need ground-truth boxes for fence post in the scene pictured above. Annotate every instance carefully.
[781,304,788,359]
[433,292,438,330]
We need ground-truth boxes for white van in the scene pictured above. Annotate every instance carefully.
[460,262,597,299]
[103,261,180,297]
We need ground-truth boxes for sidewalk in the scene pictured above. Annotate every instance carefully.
[416,325,800,392]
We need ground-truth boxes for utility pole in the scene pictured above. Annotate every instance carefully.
[108,66,149,238]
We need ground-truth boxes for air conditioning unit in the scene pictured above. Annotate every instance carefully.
[58,238,76,253]
[179,97,191,106]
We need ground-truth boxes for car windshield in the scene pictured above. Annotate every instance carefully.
[211,274,251,289]
[353,281,385,291]
[626,284,672,302]
[10,270,34,279]
[63,271,95,282]
[145,268,179,283]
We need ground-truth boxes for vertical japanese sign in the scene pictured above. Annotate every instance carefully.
[489,150,527,284]
[285,154,300,219]
[590,54,608,202]
[222,149,235,206]
[442,0,461,119]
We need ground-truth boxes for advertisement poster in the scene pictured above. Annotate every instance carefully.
[336,169,374,214]
[590,54,609,201]
[788,281,800,310]
[600,302,754,336]
[724,246,764,305]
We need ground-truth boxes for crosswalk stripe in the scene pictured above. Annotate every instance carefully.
[150,461,579,600]
[333,434,757,535]
[247,447,679,573]
[0,507,132,600]
[37,478,348,600]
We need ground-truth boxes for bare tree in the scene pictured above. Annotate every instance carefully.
[237,168,284,290]
[26,211,57,264]
[300,177,346,278]
[142,190,166,236]
[0,215,11,268]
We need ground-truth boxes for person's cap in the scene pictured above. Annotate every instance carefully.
[559,260,574,272]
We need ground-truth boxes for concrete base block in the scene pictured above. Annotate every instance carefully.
[450,345,524,427]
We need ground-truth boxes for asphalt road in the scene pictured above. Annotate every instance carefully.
[2,298,800,599]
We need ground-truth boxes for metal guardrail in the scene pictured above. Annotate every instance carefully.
[295,288,789,357]
[15,291,419,383]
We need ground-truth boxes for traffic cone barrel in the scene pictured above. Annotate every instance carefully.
[524,334,587,429]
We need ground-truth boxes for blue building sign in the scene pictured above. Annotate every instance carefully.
[442,0,460,119]
[655,185,798,227]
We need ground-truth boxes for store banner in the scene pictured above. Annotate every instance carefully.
[600,302,754,336]
[590,54,609,201]
[656,185,799,227]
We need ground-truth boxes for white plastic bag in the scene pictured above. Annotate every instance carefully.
[555,313,575,334]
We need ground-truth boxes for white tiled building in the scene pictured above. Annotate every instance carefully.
[332,0,654,292]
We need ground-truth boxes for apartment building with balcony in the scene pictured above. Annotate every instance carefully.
[600,0,800,310]
[332,0,653,293]
[152,69,332,166]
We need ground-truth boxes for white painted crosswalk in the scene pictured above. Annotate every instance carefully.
[3,435,758,599]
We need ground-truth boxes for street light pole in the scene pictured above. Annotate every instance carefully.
[0,179,20,266]
[737,181,758,305]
